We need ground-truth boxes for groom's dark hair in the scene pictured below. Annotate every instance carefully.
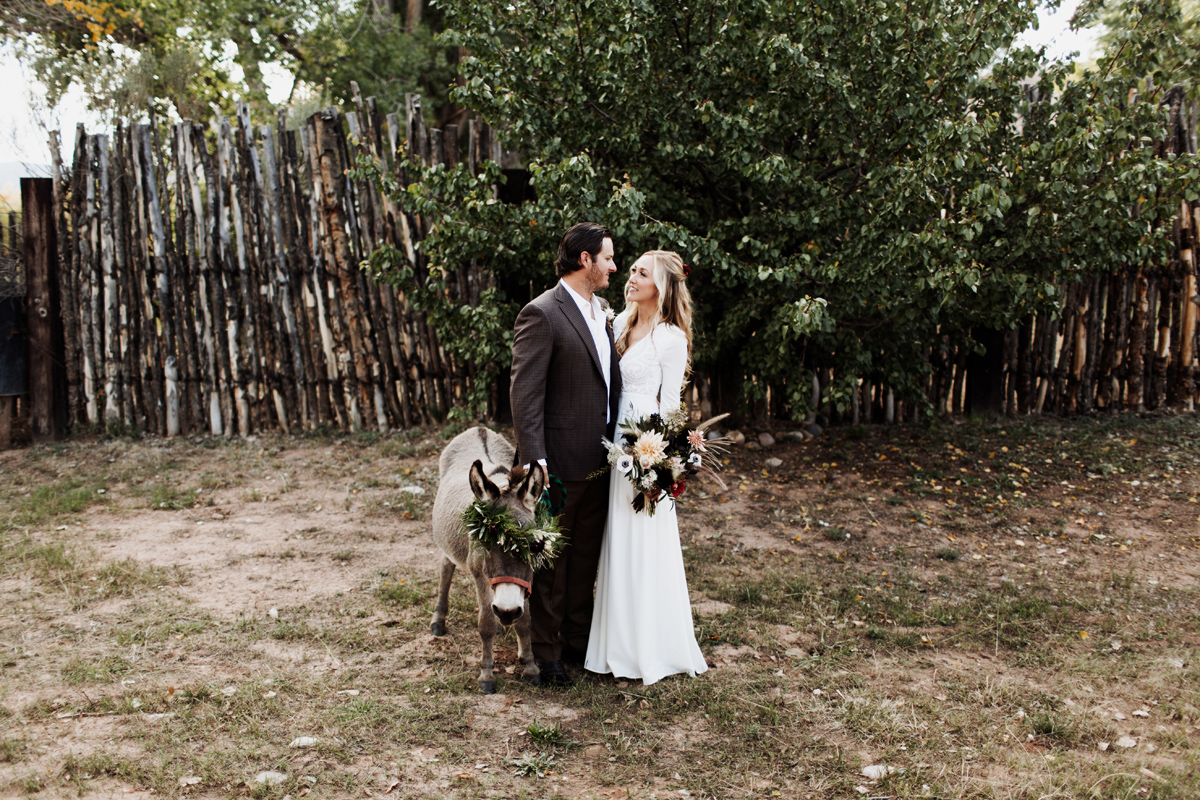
[556,222,611,277]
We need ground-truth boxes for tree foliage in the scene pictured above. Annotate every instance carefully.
[377,0,1195,420]
[1091,0,1199,92]
[0,0,455,122]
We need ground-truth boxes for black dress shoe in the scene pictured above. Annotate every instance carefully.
[538,660,574,687]
[560,645,587,666]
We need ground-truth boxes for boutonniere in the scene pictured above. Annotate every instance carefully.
[605,307,616,325]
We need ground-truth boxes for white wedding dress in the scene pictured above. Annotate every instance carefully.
[585,319,709,685]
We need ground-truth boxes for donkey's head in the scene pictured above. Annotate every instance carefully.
[468,461,546,627]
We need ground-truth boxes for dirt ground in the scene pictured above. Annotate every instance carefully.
[0,415,1197,799]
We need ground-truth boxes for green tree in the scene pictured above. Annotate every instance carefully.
[1091,0,1198,91]
[0,0,456,122]
[376,0,1194,421]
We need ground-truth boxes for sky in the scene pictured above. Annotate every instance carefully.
[0,0,1103,173]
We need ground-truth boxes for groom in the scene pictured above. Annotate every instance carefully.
[510,221,622,687]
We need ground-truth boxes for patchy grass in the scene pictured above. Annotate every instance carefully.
[0,417,1197,798]
[1,478,107,532]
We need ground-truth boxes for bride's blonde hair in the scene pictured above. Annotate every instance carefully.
[615,250,693,365]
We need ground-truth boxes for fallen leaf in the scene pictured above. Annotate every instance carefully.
[179,776,201,787]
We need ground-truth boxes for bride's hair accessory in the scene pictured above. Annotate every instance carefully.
[681,263,691,277]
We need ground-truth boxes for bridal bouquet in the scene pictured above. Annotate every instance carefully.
[601,409,729,516]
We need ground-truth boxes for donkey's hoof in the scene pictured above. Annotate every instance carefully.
[522,672,541,687]
[479,680,496,694]
[431,621,446,636]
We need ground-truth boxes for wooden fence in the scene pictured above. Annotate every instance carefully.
[920,86,1198,422]
[47,87,515,436]
[27,85,1200,438]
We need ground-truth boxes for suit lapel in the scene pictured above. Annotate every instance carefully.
[555,283,605,377]
[606,311,621,420]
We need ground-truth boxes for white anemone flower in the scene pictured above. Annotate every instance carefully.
[616,454,635,474]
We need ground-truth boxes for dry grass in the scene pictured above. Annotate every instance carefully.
[0,415,1197,798]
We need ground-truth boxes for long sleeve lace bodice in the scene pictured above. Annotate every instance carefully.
[615,320,688,416]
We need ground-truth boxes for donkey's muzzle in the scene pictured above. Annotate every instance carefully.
[493,605,524,627]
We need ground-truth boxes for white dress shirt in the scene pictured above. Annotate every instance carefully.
[560,279,613,409]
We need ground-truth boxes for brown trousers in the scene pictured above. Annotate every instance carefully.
[530,476,609,663]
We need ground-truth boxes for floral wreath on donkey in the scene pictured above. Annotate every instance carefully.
[461,479,569,571]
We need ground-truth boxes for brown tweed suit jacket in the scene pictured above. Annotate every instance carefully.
[510,283,622,482]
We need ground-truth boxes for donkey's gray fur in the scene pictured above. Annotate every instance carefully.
[430,427,544,693]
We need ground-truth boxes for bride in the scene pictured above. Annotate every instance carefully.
[584,250,709,685]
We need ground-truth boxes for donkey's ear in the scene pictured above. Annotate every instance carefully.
[516,464,545,512]
[469,460,501,501]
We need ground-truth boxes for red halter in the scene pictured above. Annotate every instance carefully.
[489,576,532,596]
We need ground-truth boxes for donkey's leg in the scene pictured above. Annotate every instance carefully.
[515,596,540,685]
[430,556,455,636]
[472,571,498,694]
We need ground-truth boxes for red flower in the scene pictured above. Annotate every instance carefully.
[670,479,687,498]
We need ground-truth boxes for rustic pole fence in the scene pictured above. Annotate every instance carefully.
[14,84,1197,437]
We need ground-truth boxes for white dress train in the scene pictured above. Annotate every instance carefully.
[585,320,709,685]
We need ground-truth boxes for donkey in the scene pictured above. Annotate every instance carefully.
[430,427,545,693]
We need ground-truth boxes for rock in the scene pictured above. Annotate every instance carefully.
[728,430,746,445]
[758,432,776,447]
[745,442,761,451]
[583,745,607,761]
[779,430,809,442]
[1115,736,1137,749]
[178,777,201,787]
[252,771,288,786]
[862,765,895,780]
[806,422,824,437]
[765,457,783,468]
[399,486,425,495]
[289,737,318,747]
[1097,742,1109,751]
